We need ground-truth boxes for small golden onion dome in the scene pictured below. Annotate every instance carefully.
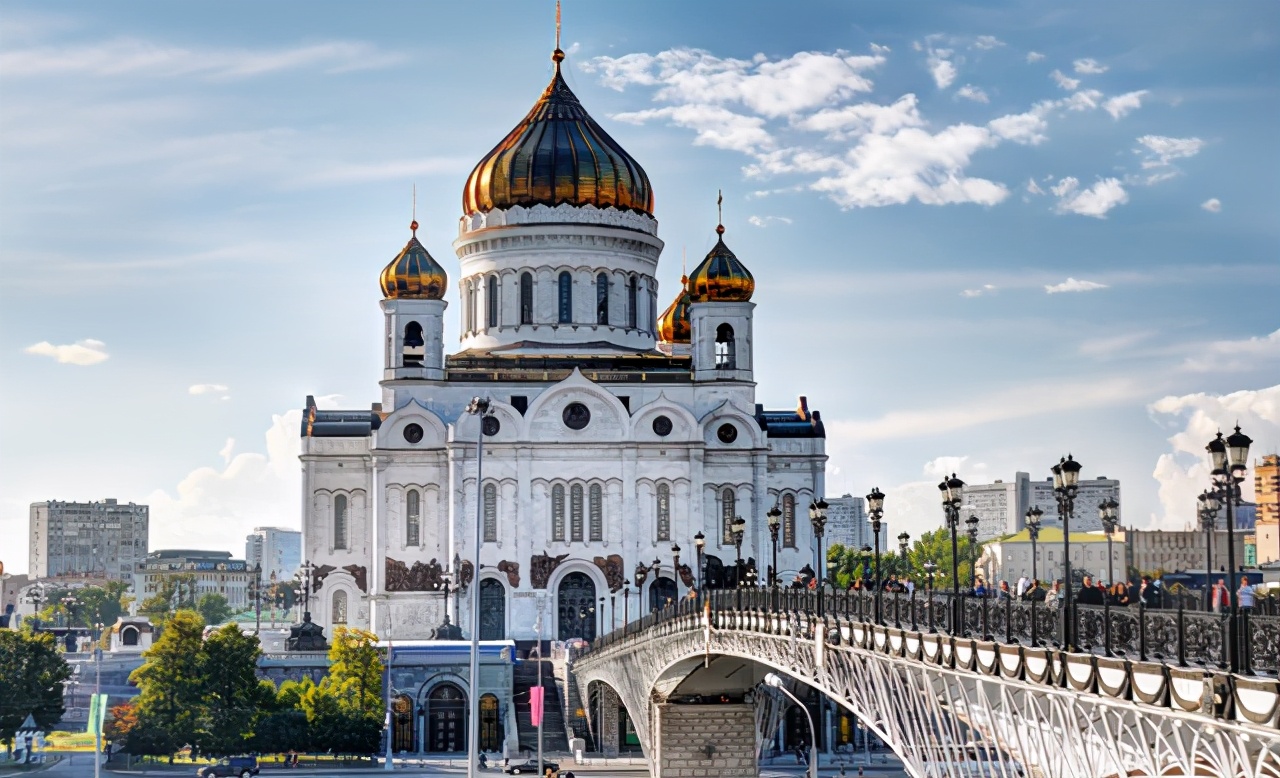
[657,275,693,344]
[380,220,448,300]
[461,52,654,216]
[687,224,755,302]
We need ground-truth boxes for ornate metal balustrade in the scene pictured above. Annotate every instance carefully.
[579,588,1280,778]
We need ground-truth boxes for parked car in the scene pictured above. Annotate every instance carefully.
[504,759,559,775]
[197,756,259,778]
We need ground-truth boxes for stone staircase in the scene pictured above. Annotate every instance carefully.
[512,642,569,755]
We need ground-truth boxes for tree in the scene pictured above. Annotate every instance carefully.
[140,575,199,621]
[0,630,71,750]
[197,624,268,756]
[104,701,140,745]
[196,594,234,626]
[76,582,130,629]
[129,610,206,755]
[324,627,383,719]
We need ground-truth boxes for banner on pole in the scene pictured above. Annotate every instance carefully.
[87,693,108,736]
[530,687,544,726]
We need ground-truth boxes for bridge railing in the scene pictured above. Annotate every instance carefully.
[593,588,1279,676]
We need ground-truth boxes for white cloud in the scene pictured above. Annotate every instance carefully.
[1137,135,1205,168]
[23,338,109,365]
[1045,277,1109,294]
[1053,177,1128,218]
[1062,88,1104,111]
[189,383,230,396]
[1026,51,1046,63]
[1201,198,1222,213]
[1026,178,1044,195]
[988,110,1049,145]
[218,438,235,464]
[1073,58,1108,75]
[1103,89,1148,119]
[1078,331,1153,357]
[747,215,793,227]
[960,284,997,297]
[956,84,989,103]
[1147,386,1279,530]
[796,94,924,139]
[973,36,1004,51]
[1050,176,1079,197]
[1181,329,1280,373]
[0,38,407,80]
[1050,69,1080,91]
[928,53,957,89]
[614,104,773,154]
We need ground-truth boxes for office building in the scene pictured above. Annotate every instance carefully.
[962,473,1032,541]
[28,499,149,582]
[245,527,302,583]
[134,549,252,611]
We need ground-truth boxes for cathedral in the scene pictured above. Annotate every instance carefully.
[299,44,828,646]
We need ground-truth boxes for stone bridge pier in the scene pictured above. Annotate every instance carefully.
[655,704,758,778]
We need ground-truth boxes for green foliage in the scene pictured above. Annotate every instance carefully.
[324,627,383,719]
[828,528,981,591]
[140,575,199,620]
[74,582,130,628]
[0,630,72,747]
[196,593,234,626]
[197,624,269,756]
[129,610,206,755]
[251,710,310,754]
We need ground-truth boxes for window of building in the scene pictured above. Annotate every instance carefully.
[467,283,476,333]
[406,489,421,547]
[334,494,348,550]
[520,273,533,325]
[558,271,572,324]
[483,484,497,543]
[627,276,638,328]
[332,590,348,624]
[596,273,609,325]
[487,275,498,329]
[570,484,584,542]
[721,488,736,544]
[715,323,736,369]
[589,484,603,542]
[656,483,671,541]
[782,493,796,549]
[551,485,565,542]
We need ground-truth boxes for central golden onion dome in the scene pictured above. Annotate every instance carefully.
[380,221,448,300]
[687,223,755,302]
[657,275,693,344]
[461,50,654,216]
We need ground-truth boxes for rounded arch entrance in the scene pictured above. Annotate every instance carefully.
[479,578,506,640]
[648,577,677,611]
[392,693,415,752]
[425,682,466,753]
[557,571,599,641]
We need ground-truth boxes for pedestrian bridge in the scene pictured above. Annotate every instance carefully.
[573,590,1280,778]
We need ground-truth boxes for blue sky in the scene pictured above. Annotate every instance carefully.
[2,1,1278,573]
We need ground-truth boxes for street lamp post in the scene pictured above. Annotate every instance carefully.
[923,562,936,633]
[730,517,747,586]
[809,499,829,586]
[465,396,492,778]
[1099,498,1120,585]
[1025,506,1043,583]
[1052,454,1083,650]
[766,507,782,588]
[671,543,682,600]
[693,532,706,594]
[1206,425,1252,672]
[251,563,263,634]
[965,515,980,591]
[1198,490,1217,611]
[938,473,965,629]
[764,673,817,778]
[866,488,884,622]
[896,532,909,628]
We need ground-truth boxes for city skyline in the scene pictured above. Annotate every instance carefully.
[2,1,1278,575]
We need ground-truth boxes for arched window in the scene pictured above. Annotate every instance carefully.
[782,493,796,549]
[487,275,499,329]
[596,273,609,325]
[627,276,638,329]
[721,488,736,544]
[558,271,573,323]
[656,483,671,541]
[588,484,603,541]
[520,273,533,325]
[570,484,584,542]
[483,483,498,543]
[332,590,348,624]
[715,323,736,369]
[649,290,657,334]
[406,489,421,547]
[403,321,424,367]
[551,484,566,541]
[467,283,476,333]
[334,494,348,550]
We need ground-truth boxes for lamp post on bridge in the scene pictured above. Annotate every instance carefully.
[809,499,828,587]
[730,517,746,587]
[767,506,782,588]
[1025,506,1043,584]
[1198,490,1217,611]
[866,488,884,622]
[1099,498,1120,585]
[671,543,682,601]
[693,532,705,595]
[1051,454,1083,651]
[965,515,980,592]
[1205,424,1252,673]
[938,473,965,628]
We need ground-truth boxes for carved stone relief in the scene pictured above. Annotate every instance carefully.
[497,560,520,588]
[342,564,368,593]
[531,552,570,589]
[593,554,625,593]
[385,557,445,592]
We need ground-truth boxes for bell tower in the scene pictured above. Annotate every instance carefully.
[379,220,448,381]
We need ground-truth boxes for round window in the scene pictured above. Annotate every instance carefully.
[563,402,591,430]
[652,415,673,437]
[482,416,501,437]
[403,423,424,444]
[717,423,738,444]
